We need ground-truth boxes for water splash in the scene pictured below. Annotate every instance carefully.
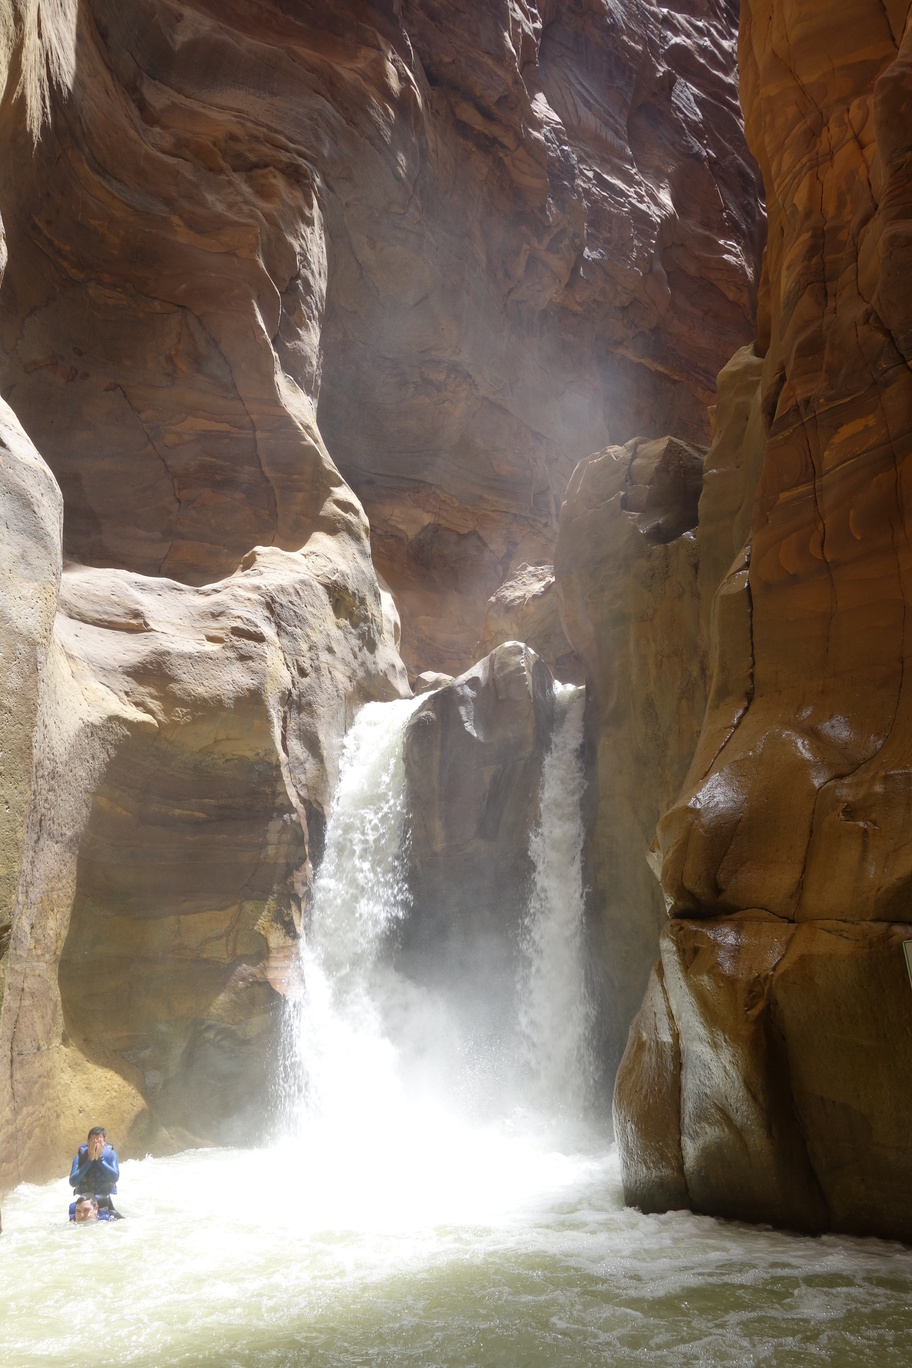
[279,695,420,1133]
[519,683,593,1116]
[282,679,593,1139]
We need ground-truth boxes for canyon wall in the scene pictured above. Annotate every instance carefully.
[0,0,761,1189]
[0,0,762,676]
[0,1,409,1188]
[614,0,912,1239]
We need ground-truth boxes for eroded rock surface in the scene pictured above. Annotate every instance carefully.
[615,0,912,1238]
[474,563,582,684]
[0,0,762,675]
[0,539,409,1187]
[0,540,406,1187]
[556,434,708,1072]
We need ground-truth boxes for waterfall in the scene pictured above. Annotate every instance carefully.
[279,695,421,1134]
[10,677,899,1368]
[519,683,593,1115]
[281,678,592,1138]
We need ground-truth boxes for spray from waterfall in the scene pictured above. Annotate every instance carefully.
[518,683,593,1116]
[280,677,593,1138]
[278,695,421,1134]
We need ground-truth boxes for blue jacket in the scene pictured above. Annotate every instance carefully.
[69,1143,119,1196]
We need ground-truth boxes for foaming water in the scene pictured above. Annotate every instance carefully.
[520,683,593,1115]
[279,695,423,1136]
[3,1146,912,1366]
[5,690,912,1363]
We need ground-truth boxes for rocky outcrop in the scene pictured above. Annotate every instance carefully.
[399,641,554,1045]
[474,564,582,684]
[556,434,708,1072]
[614,1,912,1238]
[0,536,406,1188]
[0,0,762,677]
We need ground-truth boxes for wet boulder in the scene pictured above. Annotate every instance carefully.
[399,642,555,1038]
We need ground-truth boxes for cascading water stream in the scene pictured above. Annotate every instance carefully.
[519,683,593,1118]
[278,695,421,1138]
[280,680,594,1147]
[3,686,912,1366]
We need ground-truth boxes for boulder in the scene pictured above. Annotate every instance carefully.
[399,642,554,1041]
[474,564,582,684]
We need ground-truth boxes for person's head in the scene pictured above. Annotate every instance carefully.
[86,1126,106,1156]
[74,1196,98,1223]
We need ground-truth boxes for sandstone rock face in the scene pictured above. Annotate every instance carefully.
[0,2,409,1190]
[615,1,912,1238]
[474,563,582,684]
[400,642,555,1046]
[0,400,61,987]
[0,0,762,676]
[0,542,406,1188]
[0,0,764,1193]
[556,434,708,1074]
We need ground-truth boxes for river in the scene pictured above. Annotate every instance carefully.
[2,690,912,1365]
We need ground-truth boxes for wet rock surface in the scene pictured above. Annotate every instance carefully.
[614,0,912,1238]
[399,641,554,1041]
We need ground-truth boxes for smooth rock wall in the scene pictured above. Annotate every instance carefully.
[615,0,912,1238]
[0,0,762,676]
[400,641,554,1048]
[556,434,709,1077]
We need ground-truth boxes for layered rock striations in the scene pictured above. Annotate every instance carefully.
[0,0,763,1191]
[615,0,912,1239]
[0,2,407,1188]
[0,0,762,676]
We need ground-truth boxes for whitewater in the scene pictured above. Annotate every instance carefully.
[2,688,912,1366]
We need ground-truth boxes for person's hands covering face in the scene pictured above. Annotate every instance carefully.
[88,1135,104,1160]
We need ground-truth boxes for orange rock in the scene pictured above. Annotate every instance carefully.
[619,916,912,1238]
[660,3,912,925]
[0,0,761,675]
[616,1,912,1238]
[556,435,708,1069]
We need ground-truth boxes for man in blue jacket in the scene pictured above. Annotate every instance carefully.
[69,1125,119,1206]
[69,1195,123,1222]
